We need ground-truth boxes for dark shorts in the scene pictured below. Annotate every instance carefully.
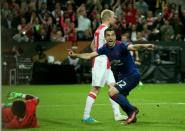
[115,73,140,96]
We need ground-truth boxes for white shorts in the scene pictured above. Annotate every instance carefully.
[91,55,115,87]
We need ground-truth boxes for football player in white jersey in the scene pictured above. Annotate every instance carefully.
[82,9,127,123]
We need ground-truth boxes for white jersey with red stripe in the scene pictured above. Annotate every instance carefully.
[93,24,110,69]
[94,25,107,50]
[91,24,115,87]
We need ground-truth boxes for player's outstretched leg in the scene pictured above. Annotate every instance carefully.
[110,93,138,124]
[109,98,128,121]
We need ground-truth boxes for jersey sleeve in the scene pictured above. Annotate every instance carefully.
[26,98,39,113]
[120,42,129,53]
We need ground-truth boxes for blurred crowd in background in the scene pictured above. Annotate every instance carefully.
[1,0,185,44]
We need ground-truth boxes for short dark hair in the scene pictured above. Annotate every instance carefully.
[11,100,26,118]
[104,27,115,36]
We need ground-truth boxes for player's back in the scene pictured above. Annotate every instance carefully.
[94,24,107,50]
[93,24,110,69]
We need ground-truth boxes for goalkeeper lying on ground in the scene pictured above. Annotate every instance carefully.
[2,92,39,128]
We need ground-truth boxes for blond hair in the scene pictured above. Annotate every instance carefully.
[100,9,114,22]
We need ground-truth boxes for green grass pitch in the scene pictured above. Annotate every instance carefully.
[1,84,185,131]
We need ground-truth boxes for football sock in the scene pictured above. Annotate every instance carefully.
[110,93,135,116]
[83,92,97,119]
[109,98,122,117]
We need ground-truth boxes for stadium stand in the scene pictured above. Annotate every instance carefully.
[1,0,185,84]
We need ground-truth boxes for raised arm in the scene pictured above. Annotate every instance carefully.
[128,44,155,51]
[68,49,98,60]
[24,94,39,101]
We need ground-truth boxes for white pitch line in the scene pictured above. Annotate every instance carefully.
[39,102,185,107]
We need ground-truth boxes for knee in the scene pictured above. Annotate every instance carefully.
[108,87,119,97]
[91,86,100,95]
[108,83,116,89]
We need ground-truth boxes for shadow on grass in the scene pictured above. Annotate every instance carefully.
[39,118,103,128]
[136,121,185,129]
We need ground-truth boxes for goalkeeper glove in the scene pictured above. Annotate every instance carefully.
[7,92,24,100]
